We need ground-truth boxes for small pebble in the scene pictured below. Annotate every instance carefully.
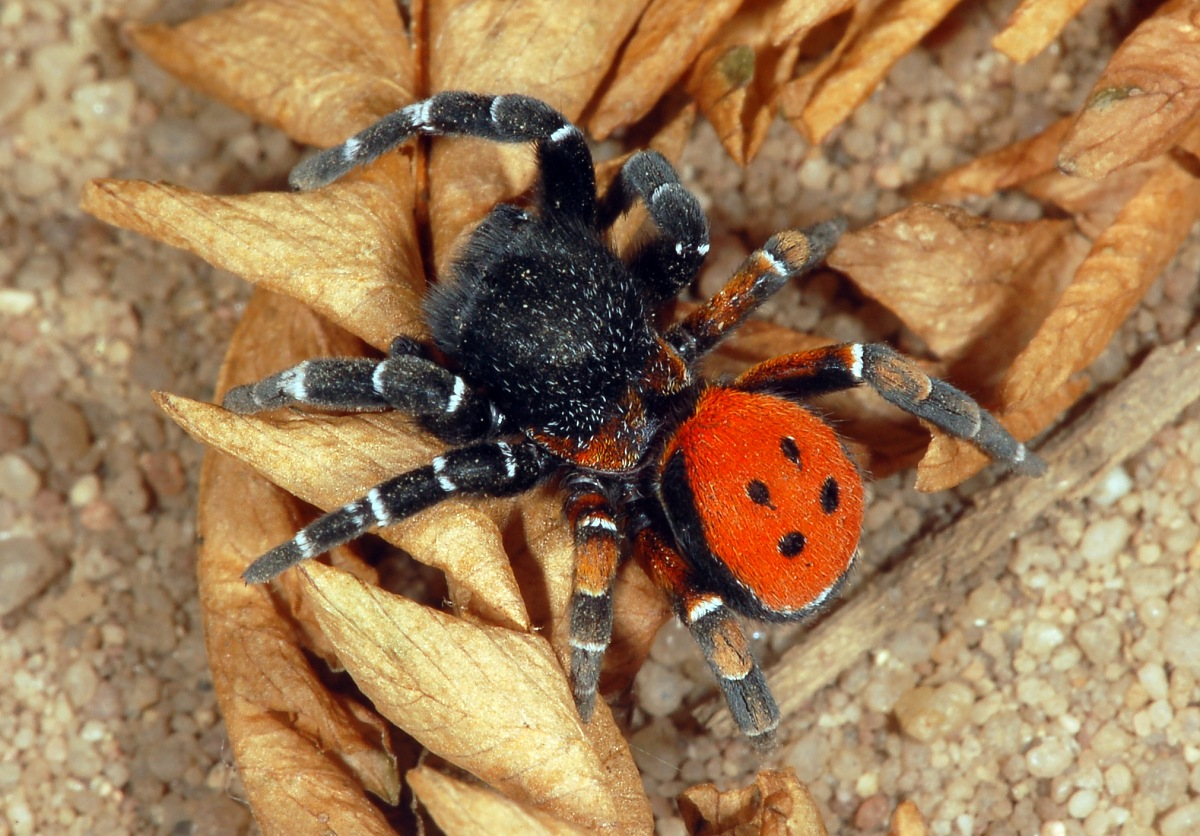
[0,538,68,617]
[1026,738,1074,778]
[1074,617,1122,666]
[893,681,974,742]
[1161,800,1200,836]
[1068,788,1098,819]
[1091,466,1133,506]
[1139,758,1189,812]
[63,658,100,708]
[1021,621,1065,657]
[633,659,691,718]
[1079,517,1132,564]
[0,453,42,501]
[31,399,92,466]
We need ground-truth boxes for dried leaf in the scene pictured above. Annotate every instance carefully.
[428,0,648,106]
[197,291,399,833]
[81,156,424,352]
[991,0,1090,64]
[1002,151,1200,409]
[128,0,414,145]
[1059,0,1200,179]
[827,205,1083,375]
[911,117,1073,202]
[798,0,960,144]
[300,560,649,833]
[778,0,883,138]
[920,141,1200,486]
[1021,162,1156,239]
[409,766,592,835]
[770,0,856,48]
[677,768,827,835]
[890,800,929,836]
[686,2,801,165]
[589,0,742,138]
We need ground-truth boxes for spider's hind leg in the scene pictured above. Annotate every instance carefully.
[243,439,547,582]
[735,342,1046,475]
[637,524,780,747]
[563,475,622,721]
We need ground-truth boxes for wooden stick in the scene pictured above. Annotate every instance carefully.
[701,337,1200,735]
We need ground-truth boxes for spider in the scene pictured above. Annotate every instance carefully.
[224,91,1045,747]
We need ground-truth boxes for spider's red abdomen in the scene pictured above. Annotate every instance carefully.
[659,387,865,620]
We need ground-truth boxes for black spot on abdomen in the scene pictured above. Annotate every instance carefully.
[780,436,801,467]
[746,479,774,508]
[778,531,806,557]
[820,476,840,514]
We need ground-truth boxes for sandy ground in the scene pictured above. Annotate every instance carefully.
[2,0,1199,834]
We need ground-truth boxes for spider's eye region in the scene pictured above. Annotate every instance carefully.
[778,531,807,557]
[820,476,840,514]
[745,479,774,508]
[780,436,801,467]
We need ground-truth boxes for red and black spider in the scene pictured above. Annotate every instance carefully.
[225,92,1045,747]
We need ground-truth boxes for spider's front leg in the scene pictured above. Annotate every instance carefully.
[666,219,845,363]
[243,439,548,583]
[222,338,495,444]
[735,342,1046,475]
[563,475,622,720]
[599,151,710,301]
[636,524,780,747]
[290,91,596,224]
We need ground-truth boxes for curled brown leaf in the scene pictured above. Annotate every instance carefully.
[80,157,425,352]
[300,560,652,833]
[128,0,414,145]
[1060,0,1200,179]
[409,765,592,835]
[1002,151,1200,409]
[794,0,960,144]
[678,768,827,835]
[589,0,742,139]
[911,117,1074,203]
[686,2,801,165]
[918,139,1200,487]
[196,291,400,833]
[770,0,856,48]
[828,204,1083,375]
[992,0,1091,65]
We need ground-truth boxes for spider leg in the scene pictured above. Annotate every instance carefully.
[243,439,548,583]
[665,219,845,363]
[636,523,780,747]
[599,151,710,301]
[736,342,1046,475]
[221,340,495,445]
[563,475,621,721]
[290,91,596,223]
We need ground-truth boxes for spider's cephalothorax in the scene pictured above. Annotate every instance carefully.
[226,92,1045,747]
